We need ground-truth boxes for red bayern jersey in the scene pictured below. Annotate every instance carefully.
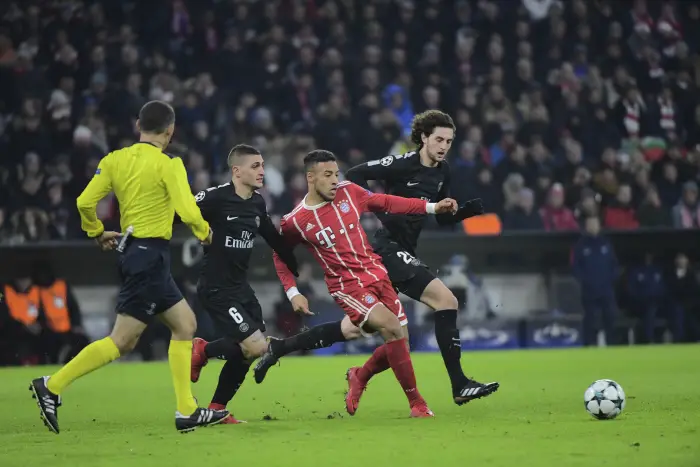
[273,181,429,294]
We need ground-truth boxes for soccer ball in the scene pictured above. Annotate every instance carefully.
[584,379,626,420]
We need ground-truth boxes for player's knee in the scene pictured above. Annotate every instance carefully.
[241,333,268,359]
[341,317,362,340]
[171,315,197,340]
[242,341,267,359]
[109,333,140,355]
[435,292,459,312]
[373,310,403,342]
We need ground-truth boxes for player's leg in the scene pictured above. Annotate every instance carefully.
[253,316,362,384]
[191,291,260,380]
[349,283,408,389]
[336,287,430,417]
[159,295,229,432]
[192,292,263,423]
[364,304,430,416]
[418,276,500,404]
[207,331,264,423]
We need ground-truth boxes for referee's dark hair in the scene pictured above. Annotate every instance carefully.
[138,100,176,134]
[304,150,337,172]
[227,144,261,167]
[410,110,456,147]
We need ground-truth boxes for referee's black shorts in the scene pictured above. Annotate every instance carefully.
[116,238,184,323]
[372,238,437,302]
[198,283,265,343]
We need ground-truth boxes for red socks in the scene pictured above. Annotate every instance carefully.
[357,338,423,407]
[357,344,390,383]
[385,338,423,405]
[363,338,422,406]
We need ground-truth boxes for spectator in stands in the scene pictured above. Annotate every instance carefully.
[540,183,579,231]
[0,0,698,237]
[626,254,666,344]
[664,253,700,343]
[637,186,672,227]
[503,188,543,231]
[672,181,700,228]
[573,188,601,225]
[572,216,619,346]
[603,184,639,230]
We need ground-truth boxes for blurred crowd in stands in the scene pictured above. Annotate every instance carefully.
[1,0,700,244]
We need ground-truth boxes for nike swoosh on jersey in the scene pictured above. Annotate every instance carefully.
[406,182,419,186]
[227,216,238,221]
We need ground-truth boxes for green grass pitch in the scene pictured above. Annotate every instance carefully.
[1,345,698,467]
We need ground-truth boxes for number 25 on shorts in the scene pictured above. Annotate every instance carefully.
[397,251,416,264]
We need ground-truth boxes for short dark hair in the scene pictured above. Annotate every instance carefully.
[227,144,261,167]
[138,101,175,134]
[304,150,336,171]
[410,110,456,147]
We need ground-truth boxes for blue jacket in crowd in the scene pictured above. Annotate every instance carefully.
[572,234,619,298]
[626,264,666,302]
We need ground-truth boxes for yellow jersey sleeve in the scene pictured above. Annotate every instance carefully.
[163,157,210,241]
[76,155,113,238]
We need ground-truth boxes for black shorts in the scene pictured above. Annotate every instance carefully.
[372,239,436,302]
[116,238,183,324]
[198,284,265,343]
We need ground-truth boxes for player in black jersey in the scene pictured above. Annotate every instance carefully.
[254,111,499,406]
[189,144,299,423]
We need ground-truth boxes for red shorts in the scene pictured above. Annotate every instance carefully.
[330,280,407,334]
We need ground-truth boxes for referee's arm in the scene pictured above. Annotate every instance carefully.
[163,157,210,242]
[76,157,113,238]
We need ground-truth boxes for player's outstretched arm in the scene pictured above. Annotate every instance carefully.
[163,157,211,242]
[347,182,457,216]
[76,155,113,238]
[434,175,484,225]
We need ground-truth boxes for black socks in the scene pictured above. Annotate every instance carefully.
[434,309,468,389]
[211,343,250,407]
[271,320,347,357]
[204,337,240,360]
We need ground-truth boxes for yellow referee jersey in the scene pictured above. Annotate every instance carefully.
[76,142,210,241]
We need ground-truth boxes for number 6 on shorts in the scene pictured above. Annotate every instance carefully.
[228,306,244,324]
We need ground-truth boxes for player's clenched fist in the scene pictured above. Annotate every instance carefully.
[291,294,314,315]
[434,198,458,214]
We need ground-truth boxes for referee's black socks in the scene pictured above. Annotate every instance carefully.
[434,309,468,389]
[272,320,347,356]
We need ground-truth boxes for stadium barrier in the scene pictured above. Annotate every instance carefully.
[1,228,697,285]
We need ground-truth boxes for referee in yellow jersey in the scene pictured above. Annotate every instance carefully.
[30,101,229,433]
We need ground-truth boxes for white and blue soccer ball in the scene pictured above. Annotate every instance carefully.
[584,379,626,420]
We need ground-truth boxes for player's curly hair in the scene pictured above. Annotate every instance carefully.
[410,110,456,147]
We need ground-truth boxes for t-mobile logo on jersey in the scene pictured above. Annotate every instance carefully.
[225,230,254,249]
[315,227,336,248]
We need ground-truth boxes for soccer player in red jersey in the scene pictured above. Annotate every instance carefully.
[272,150,457,417]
